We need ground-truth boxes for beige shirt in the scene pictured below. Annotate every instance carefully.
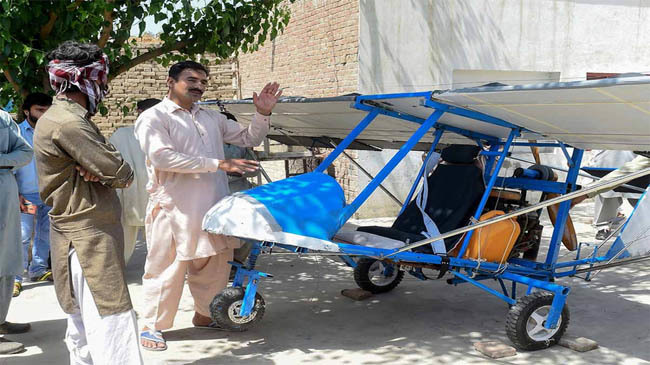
[33,98,134,316]
[134,98,270,260]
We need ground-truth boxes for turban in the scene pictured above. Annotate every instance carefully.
[47,54,109,115]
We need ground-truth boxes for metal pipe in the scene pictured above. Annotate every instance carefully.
[315,109,379,173]
[384,167,650,257]
[341,109,445,223]
[456,129,519,258]
[327,141,402,207]
[572,254,650,274]
[507,155,646,193]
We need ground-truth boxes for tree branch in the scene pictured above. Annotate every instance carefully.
[2,68,27,98]
[97,1,115,48]
[40,0,83,40]
[40,11,58,40]
[109,39,190,81]
[112,2,140,50]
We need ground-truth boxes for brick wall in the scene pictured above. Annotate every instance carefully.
[95,36,237,136]
[238,0,359,98]
[238,0,361,212]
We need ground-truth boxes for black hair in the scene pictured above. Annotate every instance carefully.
[47,40,103,65]
[168,61,209,80]
[22,92,52,112]
[137,98,161,112]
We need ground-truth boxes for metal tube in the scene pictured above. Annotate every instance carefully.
[341,109,445,223]
[572,254,650,274]
[456,129,519,258]
[384,167,650,257]
[451,271,517,305]
[327,141,402,207]
[507,155,646,193]
[315,109,379,173]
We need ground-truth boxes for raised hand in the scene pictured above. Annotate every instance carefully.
[253,82,282,116]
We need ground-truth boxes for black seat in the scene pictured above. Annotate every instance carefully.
[358,144,485,253]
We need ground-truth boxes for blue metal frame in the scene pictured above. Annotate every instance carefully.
[220,91,636,334]
[456,128,520,258]
[340,108,446,223]
[546,148,584,267]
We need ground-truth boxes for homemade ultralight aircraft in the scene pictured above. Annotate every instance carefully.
[202,76,650,350]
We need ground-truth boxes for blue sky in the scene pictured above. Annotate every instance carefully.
[129,0,209,36]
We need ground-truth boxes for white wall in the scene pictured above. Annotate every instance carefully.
[353,0,648,218]
[359,0,650,93]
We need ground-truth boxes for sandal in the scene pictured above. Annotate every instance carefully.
[12,282,21,297]
[140,329,167,351]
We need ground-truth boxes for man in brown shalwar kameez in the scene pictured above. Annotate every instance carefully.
[33,41,143,364]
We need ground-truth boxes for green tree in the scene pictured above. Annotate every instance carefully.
[0,0,293,108]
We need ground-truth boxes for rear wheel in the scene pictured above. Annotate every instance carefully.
[506,292,569,350]
[353,258,404,294]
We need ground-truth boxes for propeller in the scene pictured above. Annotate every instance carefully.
[529,140,578,251]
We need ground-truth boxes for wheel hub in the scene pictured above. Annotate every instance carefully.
[526,305,561,341]
[228,300,258,324]
[368,261,399,286]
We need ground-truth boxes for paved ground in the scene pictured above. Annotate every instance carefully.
[1,199,649,364]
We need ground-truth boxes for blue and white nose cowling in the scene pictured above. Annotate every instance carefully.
[202,172,347,252]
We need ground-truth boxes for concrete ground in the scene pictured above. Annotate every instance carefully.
[1,199,649,365]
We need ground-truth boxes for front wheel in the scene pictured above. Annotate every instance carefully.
[209,287,265,331]
[353,258,404,294]
[505,292,569,350]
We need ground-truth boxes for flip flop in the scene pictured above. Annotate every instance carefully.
[140,329,167,351]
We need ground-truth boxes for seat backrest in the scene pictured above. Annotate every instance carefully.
[392,145,485,249]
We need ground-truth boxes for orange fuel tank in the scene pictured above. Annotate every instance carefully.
[464,210,521,265]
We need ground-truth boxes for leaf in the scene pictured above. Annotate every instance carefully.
[138,21,146,36]
[33,52,44,65]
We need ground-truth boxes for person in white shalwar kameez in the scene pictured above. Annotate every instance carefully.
[587,150,640,239]
[135,60,281,351]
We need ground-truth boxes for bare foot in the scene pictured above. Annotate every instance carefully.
[192,312,212,327]
[140,326,166,350]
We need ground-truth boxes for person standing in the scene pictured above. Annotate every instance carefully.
[13,93,53,297]
[109,98,161,264]
[0,109,33,354]
[135,60,280,350]
[33,41,143,364]
[587,150,641,239]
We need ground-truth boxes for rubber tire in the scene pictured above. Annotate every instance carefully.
[506,292,570,351]
[353,258,404,294]
[209,287,265,332]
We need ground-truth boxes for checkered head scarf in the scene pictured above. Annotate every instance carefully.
[47,53,109,115]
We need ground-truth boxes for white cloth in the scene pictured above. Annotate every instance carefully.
[65,250,143,365]
[588,150,640,199]
[110,126,148,264]
[0,275,13,324]
[593,196,625,229]
[109,126,148,227]
[414,152,446,254]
